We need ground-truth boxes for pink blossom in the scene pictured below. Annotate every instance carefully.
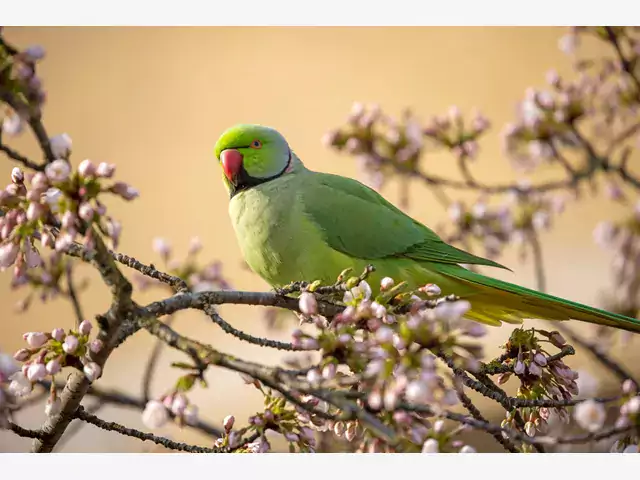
[223,414,235,432]
[45,358,61,375]
[13,349,30,361]
[2,113,24,136]
[171,394,188,415]
[62,335,79,354]
[45,159,71,182]
[298,292,318,315]
[111,182,139,200]
[49,134,72,159]
[142,400,169,429]
[23,332,48,348]
[95,162,116,178]
[421,438,439,453]
[0,242,20,268]
[78,202,95,222]
[26,362,46,381]
[380,277,394,290]
[574,400,606,432]
[78,159,96,177]
[51,328,65,342]
[89,339,103,354]
[78,320,92,335]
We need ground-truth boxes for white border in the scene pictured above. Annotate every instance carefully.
[2,452,640,478]
[0,0,638,26]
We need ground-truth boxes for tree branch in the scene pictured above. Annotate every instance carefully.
[74,406,220,453]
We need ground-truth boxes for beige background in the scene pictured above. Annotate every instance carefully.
[1,27,637,452]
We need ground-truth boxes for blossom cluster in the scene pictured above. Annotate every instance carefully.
[442,187,567,260]
[134,236,231,292]
[7,320,102,419]
[322,103,425,190]
[489,328,578,438]
[0,42,47,125]
[261,273,487,452]
[142,392,199,430]
[593,201,640,321]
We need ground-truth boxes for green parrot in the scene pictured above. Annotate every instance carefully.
[213,123,640,333]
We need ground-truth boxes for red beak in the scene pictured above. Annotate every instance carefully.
[220,149,243,184]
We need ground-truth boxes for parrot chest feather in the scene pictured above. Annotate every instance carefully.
[228,175,337,287]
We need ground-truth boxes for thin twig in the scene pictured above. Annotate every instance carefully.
[8,421,42,439]
[142,315,175,403]
[65,263,85,329]
[205,305,306,351]
[454,380,519,453]
[74,406,220,453]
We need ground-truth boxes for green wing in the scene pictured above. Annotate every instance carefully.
[299,172,509,270]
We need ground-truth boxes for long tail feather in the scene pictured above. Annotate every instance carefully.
[434,264,640,334]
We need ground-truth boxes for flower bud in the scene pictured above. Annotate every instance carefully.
[49,133,72,158]
[298,292,318,315]
[78,159,96,177]
[78,202,95,222]
[625,396,640,415]
[11,167,24,185]
[51,328,65,342]
[13,349,30,361]
[171,394,188,415]
[188,236,203,255]
[45,159,71,182]
[300,337,319,350]
[514,360,525,375]
[375,326,394,344]
[62,335,79,354]
[420,283,441,296]
[96,162,116,178]
[78,320,92,335]
[26,202,46,221]
[622,379,637,395]
[89,339,103,353]
[574,399,606,432]
[2,113,24,136]
[0,241,20,268]
[421,438,439,453]
[223,414,235,432]
[306,368,322,386]
[23,331,48,348]
[45,358,61,375]
[24,241,42,268]
[183,404,198,425]
[321,363,336,381]
[142,400,169,429]
[380,277,394,290]
[111,182,139,200]
[26,362,46,381]
[528,362,542,377]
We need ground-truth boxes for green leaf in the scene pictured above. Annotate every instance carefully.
[175,374,197,392]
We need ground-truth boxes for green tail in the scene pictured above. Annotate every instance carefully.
[435,264,640,333]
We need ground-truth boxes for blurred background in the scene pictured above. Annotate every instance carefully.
[1,26,636,452]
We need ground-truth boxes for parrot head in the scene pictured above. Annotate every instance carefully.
[214,124,292,197]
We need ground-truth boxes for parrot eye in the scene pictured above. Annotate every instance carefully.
[250,140,262,149]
